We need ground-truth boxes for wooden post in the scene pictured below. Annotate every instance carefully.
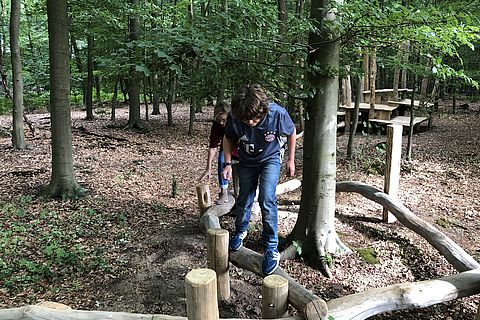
[207,228,230,301]
[185,268,219,320]
[383,124,402,223]
[476,302,480,320]
[196,183,212,216]
[262,275,289,319]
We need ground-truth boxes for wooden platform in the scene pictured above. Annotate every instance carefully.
[369,116,429,128]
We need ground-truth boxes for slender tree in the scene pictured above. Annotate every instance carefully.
[44,0,84,198]
[10,0,26,149]
[85,32,94,120]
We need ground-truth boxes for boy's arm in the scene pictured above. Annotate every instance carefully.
[198,147,217,182]
[286,127,297,177]
[221,135,233,180]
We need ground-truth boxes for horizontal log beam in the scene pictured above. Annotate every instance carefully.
[0,305,303,320]
[327,268,480,320]
[336,181,480,271]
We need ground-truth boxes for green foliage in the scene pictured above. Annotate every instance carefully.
[292,240,303,256]
[171,174,177,198]
[354,247,379,264]
[436,217,451,228]
[0,99,11,116]
[0,196,130,293]
[347,140,387,176]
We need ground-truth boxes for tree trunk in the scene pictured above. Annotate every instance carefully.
[10,0,26,149]
[166,70,176,127]
[126,0,144,129]
[110,76,119,121]
[151,74,160,115]
[289,0,349,278]
[70,35,86,106]
[400,41,410,89]
[45,0,84,198]
[85,33,94,120]
[368,47,377,121]
[346,73,361,159]
[362,49,369,101]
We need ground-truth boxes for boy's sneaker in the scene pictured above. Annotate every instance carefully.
[262,249,280,275]
[229,231,247,251]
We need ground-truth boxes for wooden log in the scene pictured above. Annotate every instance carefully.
[262,275,289,319]
[276,179,301,195]
[207,228,230,301]
[199,197,235,232]
[336,181,480,271]
[327,268,480,320]
[0,305,303,320]
[476,302,480,320]
[382,124,402,223]
[185,268,219,320]
[196,184,212,216]
[229,247,328,320]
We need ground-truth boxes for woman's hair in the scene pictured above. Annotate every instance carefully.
[213,101,230,121]
[230,84,269,121]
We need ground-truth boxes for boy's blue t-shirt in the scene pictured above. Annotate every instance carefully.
[225,102,295,164]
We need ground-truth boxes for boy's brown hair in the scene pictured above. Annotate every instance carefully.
[213,101,230,121]
[231,84,269,121]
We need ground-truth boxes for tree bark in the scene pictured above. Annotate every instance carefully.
[85,32,94,120]
[327,268,480,320]
[289,0,348,278]
[45,0,84,198]
[126,0,144,129]
[10,0,26,149]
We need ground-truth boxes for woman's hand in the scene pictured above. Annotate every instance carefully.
[198,168,211,182]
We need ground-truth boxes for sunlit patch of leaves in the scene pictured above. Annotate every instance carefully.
[0,196,131,294]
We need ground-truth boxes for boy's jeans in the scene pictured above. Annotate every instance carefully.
[235,156,281,252]
[217,150,229,189]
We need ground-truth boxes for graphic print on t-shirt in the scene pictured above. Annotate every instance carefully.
[264,131,276,142]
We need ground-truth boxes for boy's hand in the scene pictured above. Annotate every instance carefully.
[198,169,211,182]
[221,166,232,181]
[286,159,295,177]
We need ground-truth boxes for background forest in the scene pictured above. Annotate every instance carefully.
[0,0,479,319]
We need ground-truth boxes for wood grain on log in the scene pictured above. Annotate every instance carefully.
[327,268,480,320]
[0,305,303,320]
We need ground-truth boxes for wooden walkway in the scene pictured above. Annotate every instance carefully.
[369,115,429,128]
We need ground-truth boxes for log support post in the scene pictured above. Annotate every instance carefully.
[196,183,212,216]
[207,228,230,301]
[476,302,480,320]
[262,275,289,319]
[383,124,402,223]
[185,268,219,320]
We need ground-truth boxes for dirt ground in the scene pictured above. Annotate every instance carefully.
[0,100,479,319]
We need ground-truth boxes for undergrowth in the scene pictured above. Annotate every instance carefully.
[0,195,131,294]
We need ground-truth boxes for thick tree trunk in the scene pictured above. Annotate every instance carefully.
[289,0,348,278]
[126,0,144,129]
[45,0,84,198]
[10,0,26,149]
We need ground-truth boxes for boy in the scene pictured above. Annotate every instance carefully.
[221,84,296,275]
[198,102,238,204]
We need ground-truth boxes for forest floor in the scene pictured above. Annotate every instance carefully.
[0,100,479,319]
